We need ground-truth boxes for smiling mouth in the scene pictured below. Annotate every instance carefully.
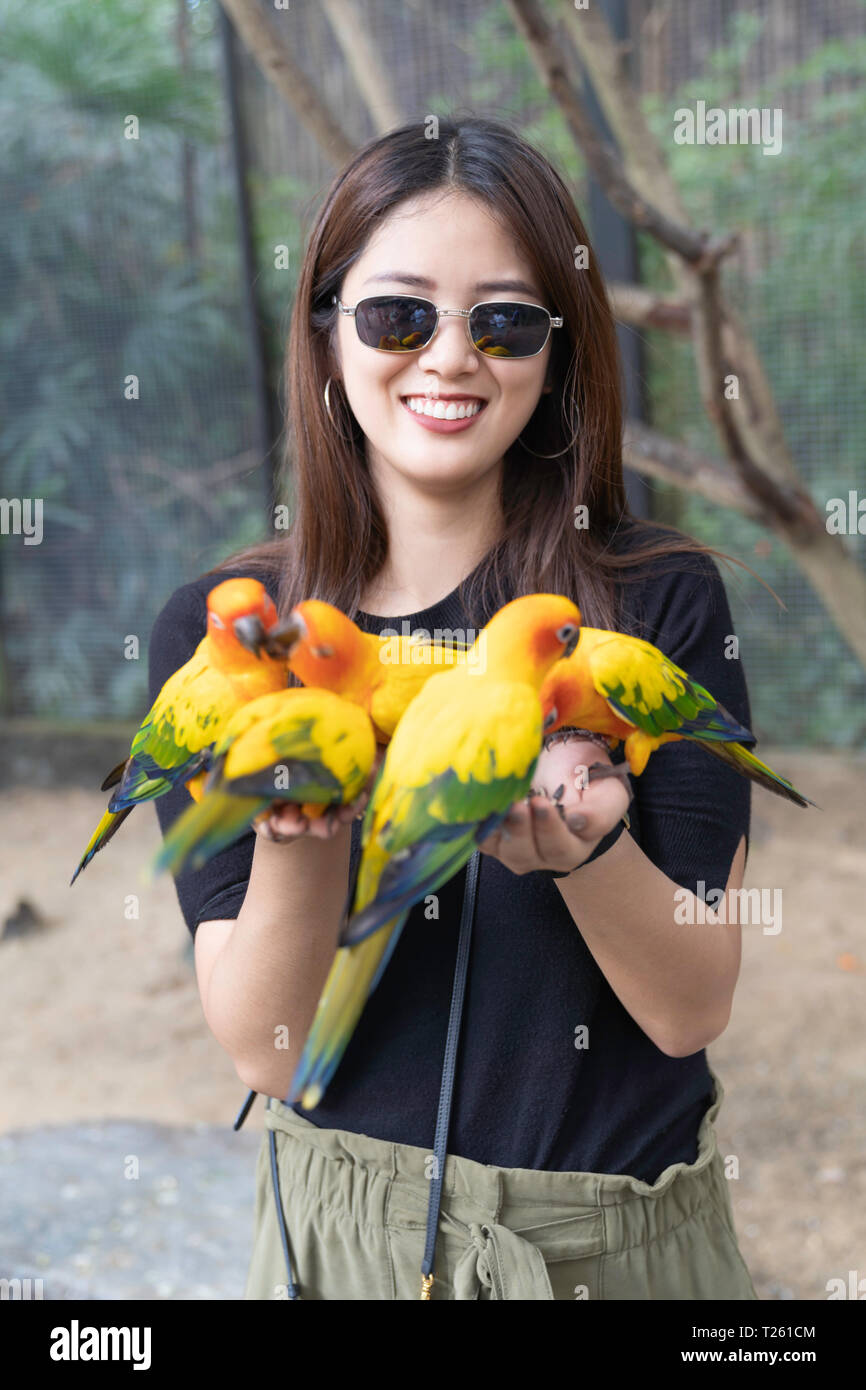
[401,396,487,421]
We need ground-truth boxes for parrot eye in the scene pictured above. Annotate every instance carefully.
[543,705,558,731]
[556,621,580,658]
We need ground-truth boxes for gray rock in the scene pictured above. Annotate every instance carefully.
[0,1119,262,1300]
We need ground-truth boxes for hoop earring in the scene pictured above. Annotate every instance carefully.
[323,376,335,424]
[323,376,353,444]
[516,411,580,459]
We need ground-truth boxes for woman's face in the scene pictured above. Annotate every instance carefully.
[332,190,554,495]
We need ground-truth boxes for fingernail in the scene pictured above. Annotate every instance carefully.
[567,814,588,832]
[535,805,548,818]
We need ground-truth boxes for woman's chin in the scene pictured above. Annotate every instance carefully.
[379,451,499,491]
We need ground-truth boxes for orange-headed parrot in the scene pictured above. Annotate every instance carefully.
[71,577,298,882]
[265,599,468,742]
[539,626,814,807]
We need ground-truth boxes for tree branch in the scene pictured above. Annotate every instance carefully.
[608,281,691,334]
[504,0,725,264]
[558,0,804,492]
[321,0,403,134]
[219,0,355,166]
[622,422,768,523]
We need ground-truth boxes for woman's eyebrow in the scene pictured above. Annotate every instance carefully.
[361,271,540,297]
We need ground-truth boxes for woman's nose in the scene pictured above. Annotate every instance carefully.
[415,313,480,373]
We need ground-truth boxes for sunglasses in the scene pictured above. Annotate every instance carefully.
[332,294,563,359]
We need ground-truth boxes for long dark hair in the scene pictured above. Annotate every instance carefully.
[212,114,726,631]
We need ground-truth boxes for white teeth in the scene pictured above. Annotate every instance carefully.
[404,397,483,420]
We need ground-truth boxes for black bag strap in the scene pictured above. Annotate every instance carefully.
[233,849,482,1303]
[420,849,481,1299]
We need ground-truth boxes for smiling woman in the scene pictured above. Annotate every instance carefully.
[149,115,759,1302]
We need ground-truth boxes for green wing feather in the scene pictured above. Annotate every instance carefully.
[588,634,753,743]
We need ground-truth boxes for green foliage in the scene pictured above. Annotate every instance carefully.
[0,0,280,718]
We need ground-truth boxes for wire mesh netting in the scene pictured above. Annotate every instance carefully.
[1,0,864,743]
[629,0,866,744]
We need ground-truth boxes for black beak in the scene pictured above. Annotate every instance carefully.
[259,612,307,658]
[232,614,269,657]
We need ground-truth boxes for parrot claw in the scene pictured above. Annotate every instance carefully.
[586,761,632,784]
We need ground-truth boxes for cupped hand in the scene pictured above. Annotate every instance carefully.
[477,736,633,875]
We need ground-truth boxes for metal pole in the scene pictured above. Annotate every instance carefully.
[218,3,281,510]
[584,0,651,519]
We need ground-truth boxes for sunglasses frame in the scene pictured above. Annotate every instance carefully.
[332,294,563,359]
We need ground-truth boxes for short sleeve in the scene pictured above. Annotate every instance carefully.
[147,583,256,938]
[627,554,752,898]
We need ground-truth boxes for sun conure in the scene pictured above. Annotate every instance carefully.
[148,687,377,877]
[71,577,297,884]
[539,626,814,807]
[286,592,582,1111]
[265,598,469,742]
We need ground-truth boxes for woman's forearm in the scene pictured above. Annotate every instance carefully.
[201,827,353,1095]
[555,830,746,1057]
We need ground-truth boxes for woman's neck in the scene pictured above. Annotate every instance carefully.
[360,464,504,617]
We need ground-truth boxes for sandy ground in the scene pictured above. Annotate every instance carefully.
[0,750,863,1300]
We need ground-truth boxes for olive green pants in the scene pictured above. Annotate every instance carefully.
[244,1067,758,1300]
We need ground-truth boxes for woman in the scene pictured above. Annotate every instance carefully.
[150,117,758,1300]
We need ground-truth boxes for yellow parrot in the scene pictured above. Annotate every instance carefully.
[539,626,813,806]
[149,687,377,877]
[71,577,296,883]
[287,593,582,1110]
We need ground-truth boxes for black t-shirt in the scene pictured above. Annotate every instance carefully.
[148,545,751,1182]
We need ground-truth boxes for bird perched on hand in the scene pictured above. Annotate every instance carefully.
[287,592,582,1111]
[539,626,813,807]
[148,687,378,877]
[71,577,296,883]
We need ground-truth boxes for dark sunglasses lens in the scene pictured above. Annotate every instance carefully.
[354,296,437,352]
[470,302,550,357]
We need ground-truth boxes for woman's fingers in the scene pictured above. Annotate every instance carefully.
[479,798,548,874]
[254,802,308,842]
[480,772,631,874]
[254,794,365,843]
[547,772,632,848]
